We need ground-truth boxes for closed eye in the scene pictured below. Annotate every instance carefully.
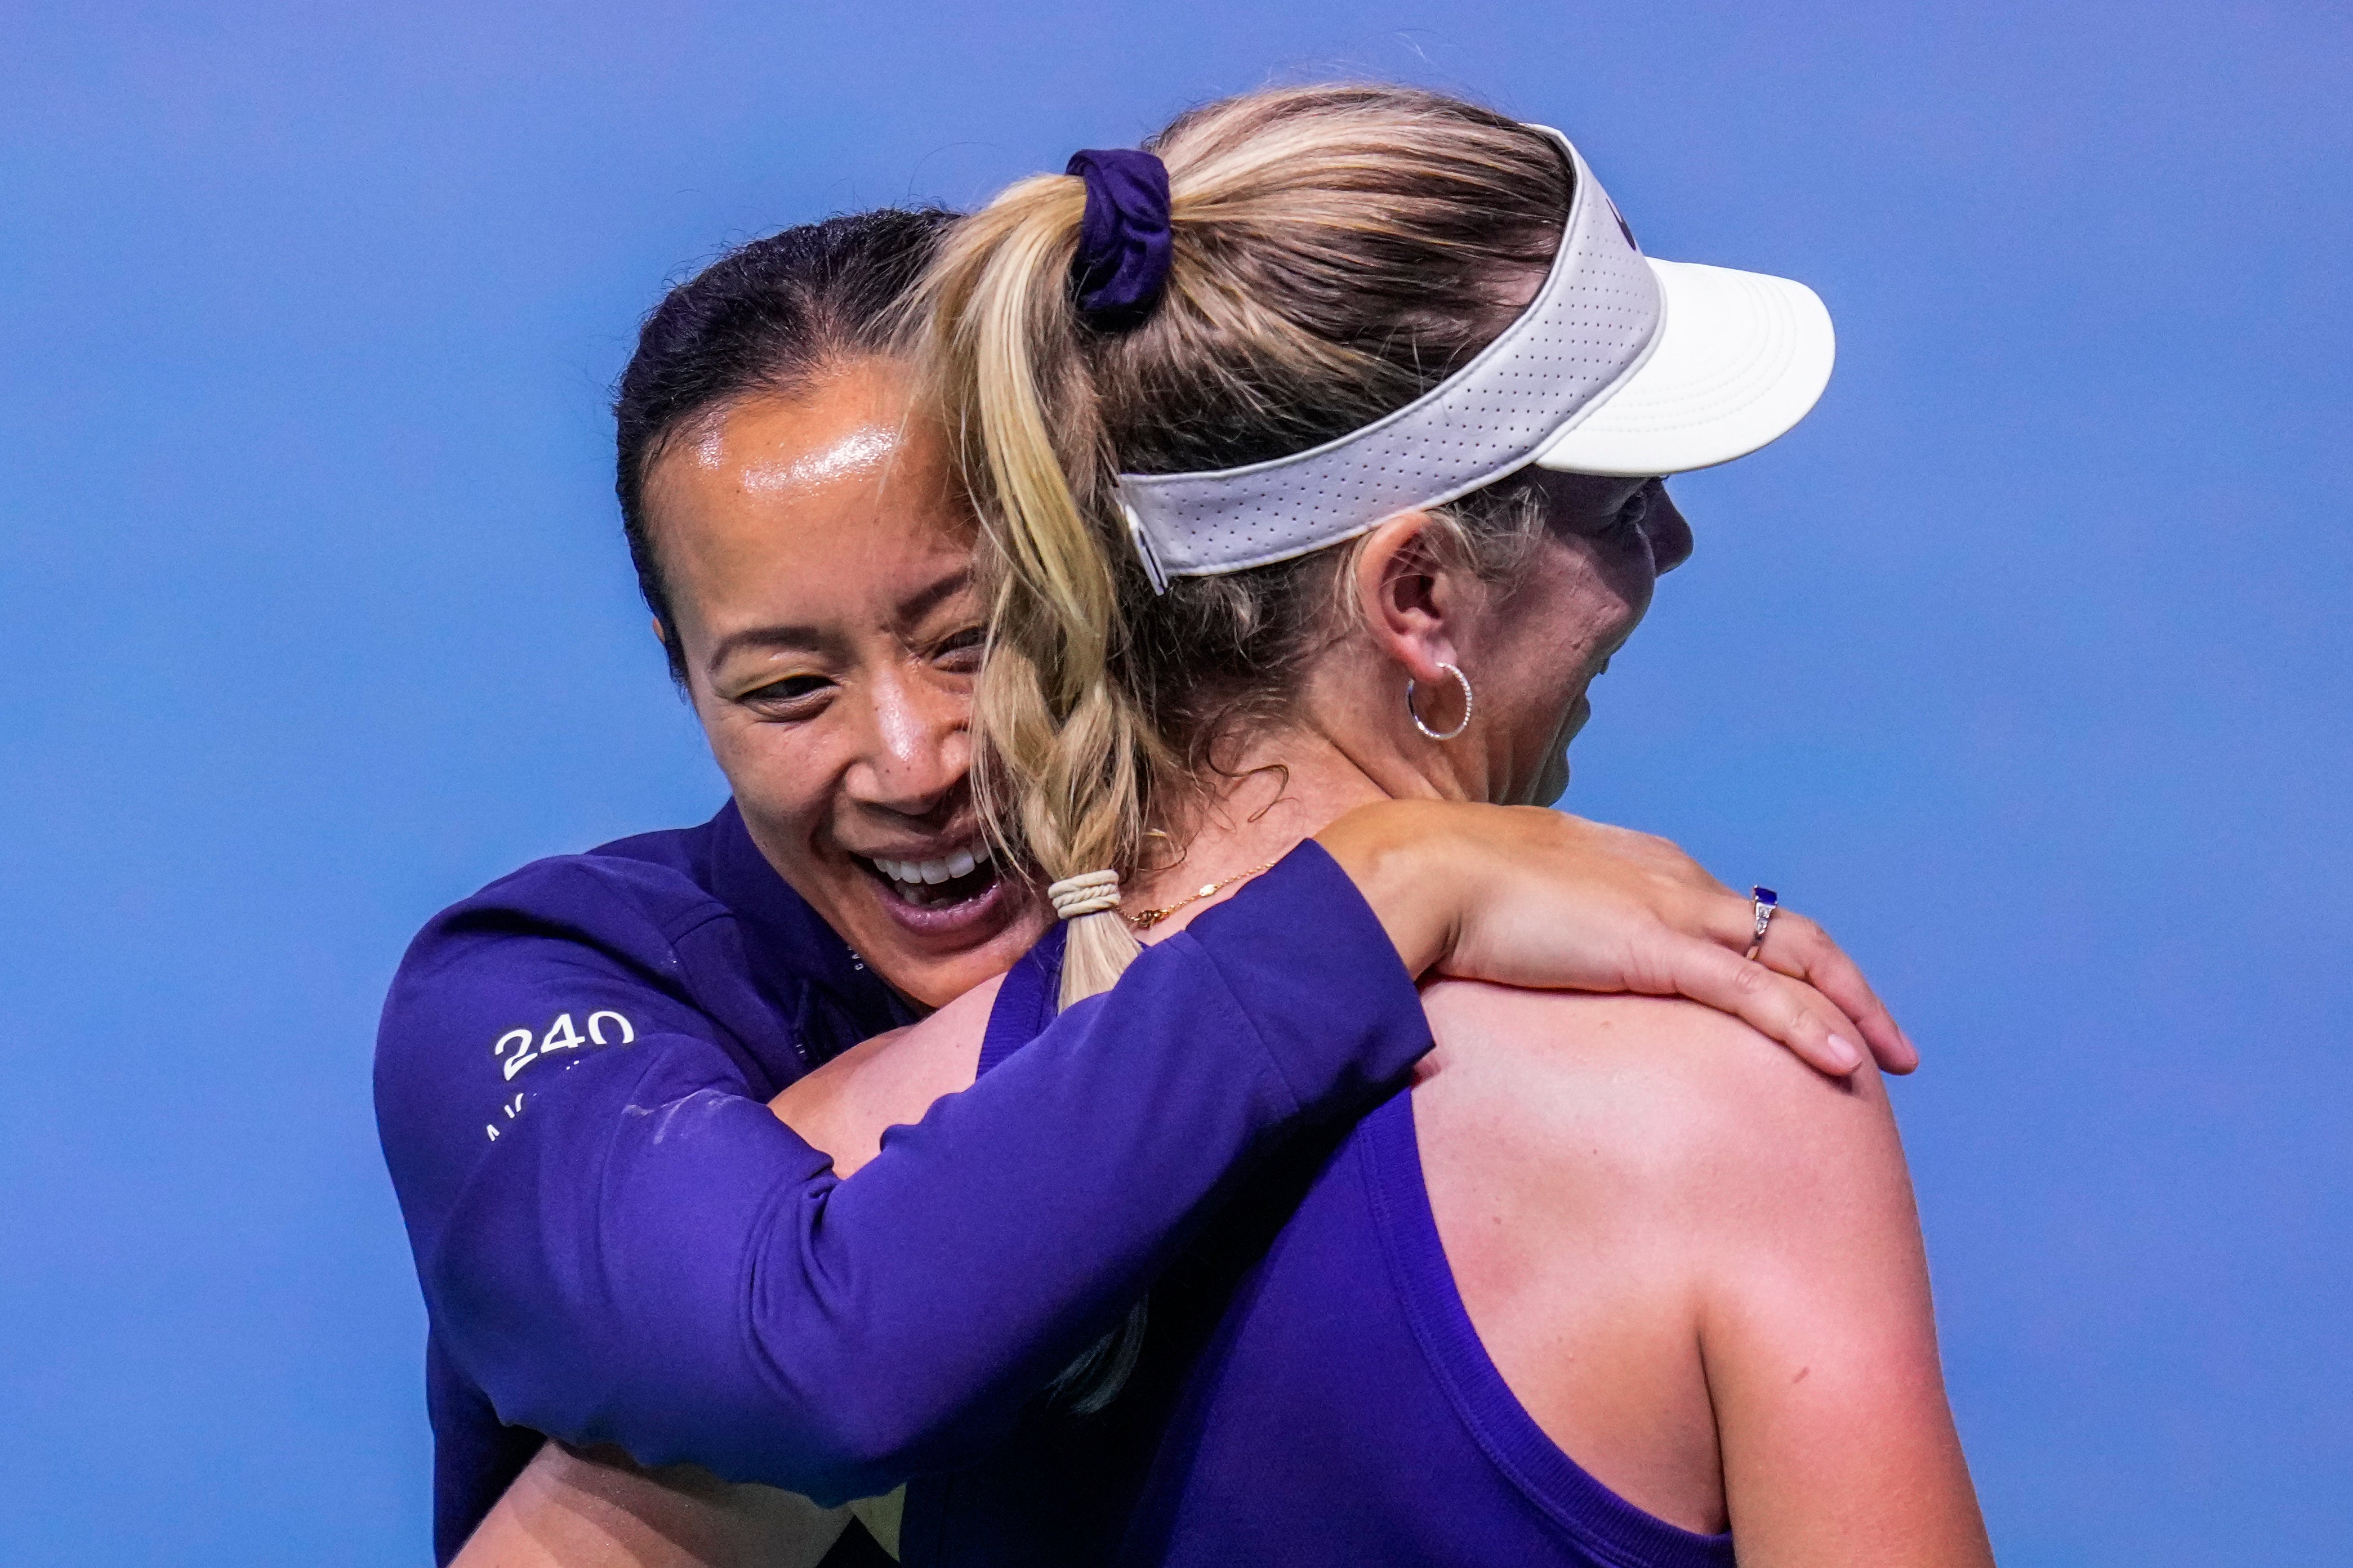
[739,674,834,712]
[933,626,984,671]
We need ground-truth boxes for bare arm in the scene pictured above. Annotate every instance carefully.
[1689,1032,1991,1565]
[450,1441,858,1568]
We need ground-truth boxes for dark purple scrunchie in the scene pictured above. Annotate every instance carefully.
[1066,148,1171,332]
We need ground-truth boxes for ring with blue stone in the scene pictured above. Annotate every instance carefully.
[1744,886,1780,961]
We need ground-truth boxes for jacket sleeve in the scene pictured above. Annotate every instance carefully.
[376,840,1426,1504]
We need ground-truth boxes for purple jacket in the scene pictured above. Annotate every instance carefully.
[373,802,1429,1562]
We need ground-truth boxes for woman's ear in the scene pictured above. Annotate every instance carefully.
[1351,511,1471,687]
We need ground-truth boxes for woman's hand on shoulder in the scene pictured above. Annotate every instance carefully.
[1314,799,1917,1078]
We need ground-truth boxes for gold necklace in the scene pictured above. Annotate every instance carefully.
[1124,857,1283,931]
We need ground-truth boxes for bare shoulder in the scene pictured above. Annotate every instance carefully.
[1418,985,1984,1563]
[1414,982,1909,1235]
[1408,985,1915,1533]
[770,975,1002,1178]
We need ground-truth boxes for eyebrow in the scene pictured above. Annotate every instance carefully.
[895,564,975,628]
[705,622,826,673]
[702,564,975,676]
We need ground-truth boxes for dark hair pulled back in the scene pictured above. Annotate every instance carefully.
[613,207,956,682]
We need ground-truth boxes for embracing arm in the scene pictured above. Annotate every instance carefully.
[382,842,1433,1515]
[384,804,1912,1540]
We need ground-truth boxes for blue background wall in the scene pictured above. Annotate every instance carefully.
[1,2,2345,1561]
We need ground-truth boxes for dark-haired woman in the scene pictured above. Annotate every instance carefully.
[376,208,1915,1563]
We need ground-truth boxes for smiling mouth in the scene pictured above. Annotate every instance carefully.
[855,844,1002,910]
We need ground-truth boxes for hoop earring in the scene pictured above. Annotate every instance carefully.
[1406,663,1474,742]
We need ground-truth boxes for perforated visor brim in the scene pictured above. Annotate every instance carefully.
[1532,257,1834,479]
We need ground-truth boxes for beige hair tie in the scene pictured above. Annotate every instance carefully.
[1047,870,1122,921]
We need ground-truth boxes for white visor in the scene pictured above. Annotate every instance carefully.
[1115,127,1834,588]
[1531,257,1834,478]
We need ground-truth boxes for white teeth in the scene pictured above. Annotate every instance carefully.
[870,847,989,889]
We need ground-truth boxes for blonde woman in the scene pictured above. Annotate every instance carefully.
[797,84,1990,1565]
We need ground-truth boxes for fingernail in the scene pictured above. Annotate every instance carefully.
[1826,1035,1862,1073]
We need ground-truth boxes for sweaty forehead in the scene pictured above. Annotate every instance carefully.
[647,376,975,628]
[696,418,897,495]
[657,370,959,514]
[672,366,915,488]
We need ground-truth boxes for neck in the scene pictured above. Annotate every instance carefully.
[1129,714,1441,939]
[1124,630,1504,938]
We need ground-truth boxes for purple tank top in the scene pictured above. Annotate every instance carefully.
[899,931,1735,1568]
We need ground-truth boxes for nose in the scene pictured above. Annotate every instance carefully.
[841,663,970,823]
[1644,480,1694,575]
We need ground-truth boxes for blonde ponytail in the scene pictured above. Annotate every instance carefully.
[906,168,1182,1411]
[913,82,1579,1414]
[911,172,1167,1009]
[916,89,1570,1022]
